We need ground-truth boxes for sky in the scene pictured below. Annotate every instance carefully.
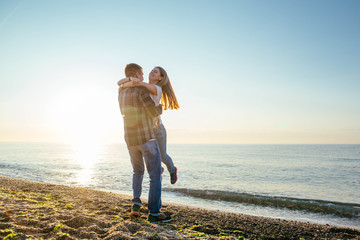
[0,0,359,144]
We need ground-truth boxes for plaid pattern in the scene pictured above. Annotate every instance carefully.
[118,86,162,146]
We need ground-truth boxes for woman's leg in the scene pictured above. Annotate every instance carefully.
[154,124,176,174]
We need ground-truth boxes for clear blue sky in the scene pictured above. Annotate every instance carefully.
[1,0,359,144]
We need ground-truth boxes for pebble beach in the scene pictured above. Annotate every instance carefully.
[1,176,359,239]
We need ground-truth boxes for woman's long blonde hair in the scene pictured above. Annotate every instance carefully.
[156,66,179,110]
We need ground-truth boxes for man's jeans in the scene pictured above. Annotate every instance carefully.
[127,139,162,215]
[154,123,176,173]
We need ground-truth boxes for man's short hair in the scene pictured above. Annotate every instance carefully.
[125,63,142,77]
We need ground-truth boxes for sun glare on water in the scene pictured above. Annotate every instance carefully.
[50,83,115,185]
[72,140,102,185]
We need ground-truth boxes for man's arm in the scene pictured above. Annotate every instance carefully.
[139,87,162,118]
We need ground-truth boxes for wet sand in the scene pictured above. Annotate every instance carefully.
[0,176,359,239]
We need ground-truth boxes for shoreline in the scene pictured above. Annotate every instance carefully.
[1,176,359,239]
[161,188,360,230]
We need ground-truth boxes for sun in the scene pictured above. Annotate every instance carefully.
[49,82,117,184]
[50,82,119,145]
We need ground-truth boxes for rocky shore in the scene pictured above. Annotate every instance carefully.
[1,176,359,239]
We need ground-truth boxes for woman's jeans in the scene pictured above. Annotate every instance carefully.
[127,139,162,215]
[154,123,176,174]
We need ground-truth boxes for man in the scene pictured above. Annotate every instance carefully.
[118,63,172,223]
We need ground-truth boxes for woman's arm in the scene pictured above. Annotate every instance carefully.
[136,82,158,95]
[118,77,143,90]
[117,77,132,86]
[120,78,158,95]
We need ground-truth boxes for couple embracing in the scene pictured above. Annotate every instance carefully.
[117,63,179,223]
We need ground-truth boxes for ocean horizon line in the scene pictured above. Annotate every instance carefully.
[1,141,359,145]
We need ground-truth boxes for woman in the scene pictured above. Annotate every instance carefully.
[118,66,179,184]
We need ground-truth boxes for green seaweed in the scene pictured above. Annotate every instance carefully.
[65,203,75,210]
[3,233,17,239]
[53,224,63,231]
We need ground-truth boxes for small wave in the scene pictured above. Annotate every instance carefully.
[335,158,360,162]
[0,163,13,169]
[163,188,360,219]
[0,163,32,170]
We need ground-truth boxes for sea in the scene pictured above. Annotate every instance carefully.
[0,143,359,229]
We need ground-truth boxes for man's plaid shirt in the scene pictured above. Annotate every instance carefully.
[118,86,163,146]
